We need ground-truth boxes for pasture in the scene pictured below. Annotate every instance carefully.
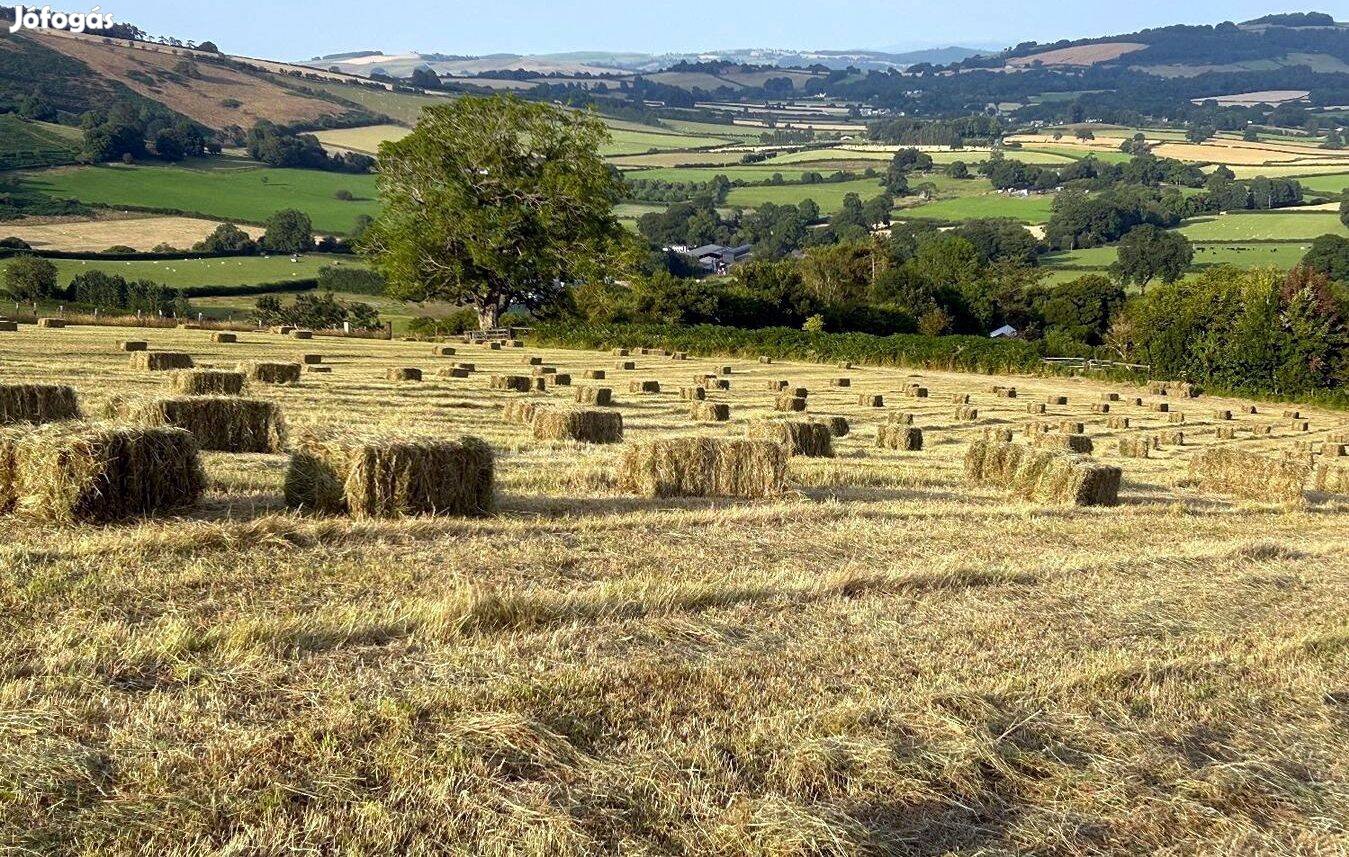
[723,177,889,212]
[18,161,380,235]
[1043,242,1313,272]
[1178,212,1349,242]
[0,323,1346,853]
[0,253,359,292]
[901,191,1057,224]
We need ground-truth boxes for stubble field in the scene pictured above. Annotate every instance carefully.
[1,325,1347,854]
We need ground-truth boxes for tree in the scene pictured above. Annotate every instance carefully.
[1111,225,1193,289]
[3,255,59,301]
[945,160,969,179]
[194,222,256,254]
[1302,234,1349,282]
[1341,190,1349,230]
[362,96,624,330]
[262,209,314,254]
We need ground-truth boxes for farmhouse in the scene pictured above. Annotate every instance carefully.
[686,243,752,274]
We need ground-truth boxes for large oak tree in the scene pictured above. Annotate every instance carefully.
[361,95,625,330]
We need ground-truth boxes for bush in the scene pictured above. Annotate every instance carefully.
[3,255,59,301]
[316,265,385,295]
[530,322,1041,374]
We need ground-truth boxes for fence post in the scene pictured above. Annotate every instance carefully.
[385,321,393,341]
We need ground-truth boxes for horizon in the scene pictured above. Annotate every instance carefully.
[91,1,1319,62]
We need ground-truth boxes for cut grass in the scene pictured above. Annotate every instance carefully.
[724,177,889,213]
[0,253,361,291]
[1177,212,1349,242]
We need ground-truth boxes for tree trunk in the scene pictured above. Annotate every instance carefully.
[476,302,501,332]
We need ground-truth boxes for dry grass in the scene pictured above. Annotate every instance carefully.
[0,325,1348,853]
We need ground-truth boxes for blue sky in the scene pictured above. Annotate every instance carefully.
[105,1,1317,60]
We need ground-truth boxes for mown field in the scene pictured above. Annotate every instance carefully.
[18,160,380,235]
[1043,241,1314,272]
[1178,212,1349,242]
[0,324,1346,853]
[0,253,360,291]
[724,177,889,212]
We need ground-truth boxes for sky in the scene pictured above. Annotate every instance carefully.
[101,1,1323,60]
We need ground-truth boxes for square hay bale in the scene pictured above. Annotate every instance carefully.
[0,423,204,522]
[1318,442,1346,457]
[1045,395,1068,406]
[983,427,1014,443]
[487,342,503,351]
[954,405,980,421]
[830,378,851,388]
[0,321,16,332]
[502,400,546,425]
[131,351,194,371]
[747,418,833,458]
[964,440,1120,507]
[1217,425,1237,440]
[533,408,623,444]
[432,345,457,356]
[1107,416,1132,430]
[1128,397,1144,406]
[1312,463,1349,494]
[387,367,422,382]
[1034,433,1093,454]
[995,386,1018,399]
[680,386,707,401]
[758,356,773,364]
[822,416,849,438]
[617,437,786,499]
[454,363,476,373]
[36,318,65,328]
[506,340,523,348]
[1253,424,1274,436]
[774,394,807,412]
[544,373,571,387]
[905,385,929,398]
[1188,448,1310,503]
[718,366,733,376]
[490,374,533,393]
[1291,420,1310,432]
[1151,402,1171,413]
[611,348,630,357]
[877,424,923,450]
[575,386,613,406]
[837,362,853,370]
[1214,410,1233,421]
[284,428,493,518]
[1168,381,1200,398]
[1242,405,1257,415]
[1118,436,1152,458]
[106,396,285,453]
[951,393,970,404]
[709,379,731,391]
[307,366,331,374]
[1101,393,1120,402]
[531,366,557,376]
[1167,412,1186,424]
[211,332,237,344]
[118,340,148,352]
[1147,383,1168,396]
[0,383,81,425]
[788,387,809,399]
[1026,420,1052,435]
[290,330,313,340]
[439,368,470,379]
[298,353,323,365]
[617,360,637,371]
[584,369,606,380]
[692,401,731,422]
[1158,430,1185,446]
[858,394,884,408]
[167,370,245,396]
[886,411,915,426]
[275,326,294,335]
[1091,403,1110,414]
[1025,403,1047,415]
[630,380,660,394]
[1327,430,1349,444]
[670,352,688,361]
[1059,420,1085,435]
[1282,409,1301,419]
[237,361,300,385]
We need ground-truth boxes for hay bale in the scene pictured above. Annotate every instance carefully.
[767,380,789,392]
[876,424,922,451]
[1091,403,1110,414]
[502,400,545,425]
[545,373,572,387]
[774,394,807,412]
[670,352,688,361]
[211,332,237,344]
[487,342,502,351]
[1214,410,1233,421]
[532,408,623,444]
[611,348,630,357]
[1188,448,1310,503]
[823,416,849,437]
[0,321,16,332]
[574,386,613,406]
[0,423,203,522]
[1167,412,1186,424]
[617,437,785,499]
[531,366,557,376]
[830,377,851,388]
[951,393,970,404]
[1312,463,1349,494]
[1118,436,1152,458]
[1150,402,1171,413]
[290,329,313,340]
[1026,420,1052,435]
[905,385,928,398]
[432,345,457,356]
[994,386,1018,398]
[307,366,332,374]
[438,368,470,379]
[747,418,833,458]
[758,356,773,364]
[1158,430,1185,446]
[838,362,853,370]
[1034,433,1093,454]
[490,374,533,393]
[1101,393,1120,402]
[455,363,476,373]
[105,396,285,453]
[1059,420,1085,435]
[237,361,300,385]
[1319,443,1346,458]
[1291,419,1311,432]
[276,325,294,335]
[954,405,980,421]
[283,428,493,518]
[118,340,148,352]
[167,370,245,396]
[983,427,1014,443]
[630,380,660,394]
[1242,405,1257,415]
[0,384,81,425]
[507,340,523,348]
[691,401,731,422]
[298,353,323,365]
[886,411,915,425]
[680,386,707,401]
[1128,397,1144,406]
[964,440,1120,506]
[1107,416,1131,430]
[1216,425,1237,440]
[584,369,606,380]
[708,378,730,391]
[1253,424,1274,437]
[617,360,637,371]
[1045,395,1067,406]
[1025,403,1046,415]
[858,394,884,408]
[131,351,194,371]
[788,387,809,399]
[1282,409,1301,419]
[36,318,65,329]
[718,366,733,376]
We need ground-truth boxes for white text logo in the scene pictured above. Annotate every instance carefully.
[8,5,115,34]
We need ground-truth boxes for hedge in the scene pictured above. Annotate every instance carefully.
[183,278,319,298]
[529,322,1043,374]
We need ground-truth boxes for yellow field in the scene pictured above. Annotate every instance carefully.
[1006,132,1349,167]
[312,124,411,155]
[2,324,1348,853]
[0,215,264,252]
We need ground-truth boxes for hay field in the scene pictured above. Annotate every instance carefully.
[312,124,410,155]
[0,215,264,253]
[1,325,1348,853]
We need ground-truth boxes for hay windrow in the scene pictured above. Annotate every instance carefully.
[0,384,81,425]
[616,437,786,499]
[167,370,245,396]
[964,440,1120,506]
[747,418,834,458]
[105,395,286,453]
[1188,448,1310,503]
[283,427,494,519]
[0,422,204,523]
[532,408,623,444]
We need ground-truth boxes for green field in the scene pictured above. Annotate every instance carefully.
[1293,172,1349,196]
[0,253,361,292]
[19,160,380,234]
[600,127,734,157]
[191,289,457,332]
[623,166,857,184]
[657,118,764,140]
[724,177,888,212]
[0,115,81,170]
[1043,241,1313,271]
[1177,212,1348,241]
[769,148,895,165]
[900,191,1057,224]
